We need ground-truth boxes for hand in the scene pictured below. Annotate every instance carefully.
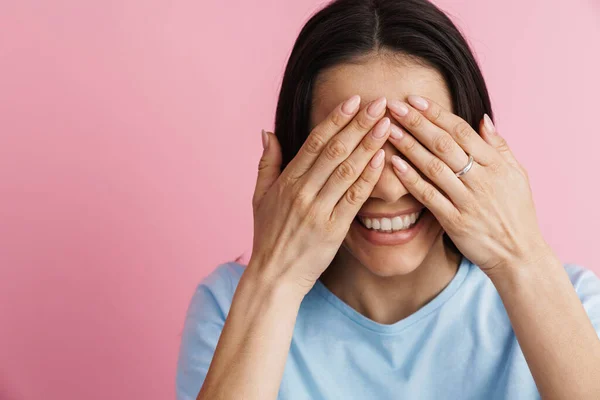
[386,95,552,276]
[249,95,391,296]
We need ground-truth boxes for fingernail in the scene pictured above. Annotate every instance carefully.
[342,95,361,115]
[390,124,403,139]
[483,114,495,134]
[261,129,269,150]
[372,117,390,138]
[407,95,428,111]
[367,97,387,117]
[391,155,408,172]
[370,149,385,168]
[388,100,409,117]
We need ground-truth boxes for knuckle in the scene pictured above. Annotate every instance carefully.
[452,121,472,142]
[406,172,420,187]
[495,137,510,153]
[360,136,379,152]
[278,173,295,190]
[407,112,423,129]
[335,159,357,182]
[354,114,373,132]
[403,136,418,153]
[304,133,327,156]
[434,134,454,154]
[330,109,347,129]
[461,200,478,216]
[426,158,446,178]
[306,204,321,224]
[257,156,270,172]
[488,161,503,175]
[345,181,369,206]
[449,210,464,228]
[421,185,437,204]
[470,178,489,195]
[292,189,312,210]
[430,105,443,123]
[324,138,348,161]
[323,218,336,234]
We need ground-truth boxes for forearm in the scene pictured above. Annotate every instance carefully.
[198,263,304,400]
[489,251,600,400]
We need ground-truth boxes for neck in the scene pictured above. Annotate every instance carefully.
[319,237,462,325]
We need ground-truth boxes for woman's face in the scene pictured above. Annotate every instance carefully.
[310,55,454,277]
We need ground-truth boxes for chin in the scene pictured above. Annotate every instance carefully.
[354,248,429,278]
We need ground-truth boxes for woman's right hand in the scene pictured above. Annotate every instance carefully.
[247,95,392,297]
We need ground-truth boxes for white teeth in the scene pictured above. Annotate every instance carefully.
[372,219,381,229]
[392,216,404,230]
[380,218,392,231]
[359,210,423,232]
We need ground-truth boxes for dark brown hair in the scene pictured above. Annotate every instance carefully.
[271,0,493,256]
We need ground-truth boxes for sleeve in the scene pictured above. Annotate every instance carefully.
[565,263,600,338]
[175,263,235,400]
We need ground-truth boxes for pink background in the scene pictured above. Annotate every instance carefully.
[1,0,599,399]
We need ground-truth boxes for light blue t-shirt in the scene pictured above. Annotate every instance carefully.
[176,255,600,400]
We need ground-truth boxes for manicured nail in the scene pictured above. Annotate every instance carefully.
[407,95,428,111]
[261,129,269,150]
[390,124,403,139]
[391,155,408,172]
[367,97,387,117]
[483,114,495,134]
[342,95,361,115]
[370,149,385,168]
[372,117,390,138]
[388,100,409,117]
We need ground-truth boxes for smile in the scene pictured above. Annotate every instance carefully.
[352,208,428,246]
[357,209,424,232]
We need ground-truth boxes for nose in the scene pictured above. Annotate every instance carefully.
[369,140,411,202]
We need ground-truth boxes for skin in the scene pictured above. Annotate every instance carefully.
[315,54,600,399]
[197,52,600,400]
[311,54,462,325]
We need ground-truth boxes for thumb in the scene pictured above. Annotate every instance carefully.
[252,129,282,210]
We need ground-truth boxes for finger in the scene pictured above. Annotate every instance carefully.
[331,149,385,224]
[390,154,458,222]
[386,98,471,173]
[282,94,362,181]
[300,96,388,193]
[317,117,391,210]
[480,114,521,169]
[389,96,497,167]
[387,124,471,205]
[252,129,282,210]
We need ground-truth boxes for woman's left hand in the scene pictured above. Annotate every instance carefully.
[386,95,552,276]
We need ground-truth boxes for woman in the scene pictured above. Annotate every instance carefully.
[177,0,600,398]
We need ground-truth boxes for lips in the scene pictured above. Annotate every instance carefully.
[355,210,425,231]
[351,208,429,246]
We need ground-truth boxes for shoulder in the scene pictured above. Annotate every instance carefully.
[563,263,600,335]
[557,263,600,333]
[563,263,600,306]
[186,261,246,318]
[197,261,246,293]
[176,262,246,400]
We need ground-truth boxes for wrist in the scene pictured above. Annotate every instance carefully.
[243,257,308,305]
[486,245,559,289]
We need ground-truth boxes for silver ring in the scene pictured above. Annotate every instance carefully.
[455,154,474,178]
